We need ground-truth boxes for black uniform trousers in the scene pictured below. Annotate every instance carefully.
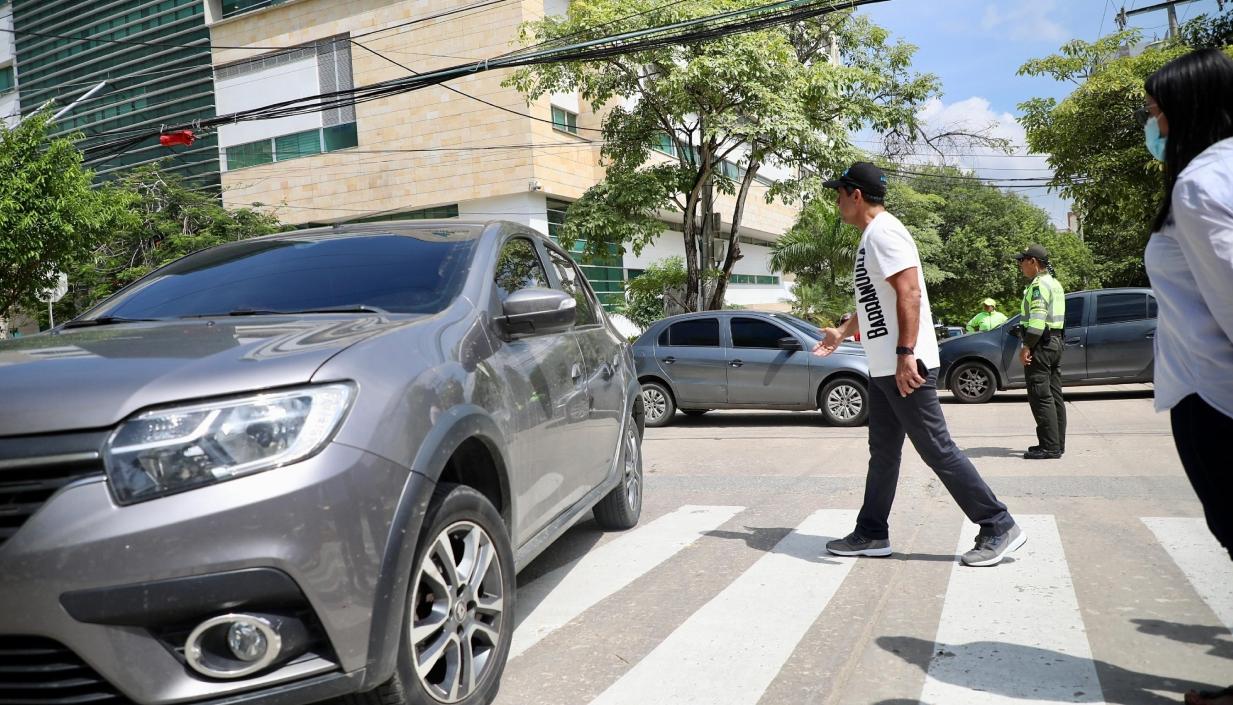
[1025,334,1066,453]
[1171,394,1233,562]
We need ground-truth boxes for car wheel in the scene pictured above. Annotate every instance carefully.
[681,409,709,417]
[950,361,997,404]
[819,377,869,427]
[361,484,515,705]
[641,381,675,428]
[593,418,643,531]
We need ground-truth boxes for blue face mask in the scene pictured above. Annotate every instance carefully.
[1144,115,1167,161]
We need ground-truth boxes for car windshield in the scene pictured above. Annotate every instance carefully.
[84,229,480,320]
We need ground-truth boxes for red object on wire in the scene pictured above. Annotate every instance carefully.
[159,130,195,147]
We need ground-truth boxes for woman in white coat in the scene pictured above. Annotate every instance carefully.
[1140,47,1233,705]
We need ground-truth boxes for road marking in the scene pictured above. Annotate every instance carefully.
[1142,517,1233,630]
[921,514,1106,704]
[585,509,857,705]
[510,504,743,659]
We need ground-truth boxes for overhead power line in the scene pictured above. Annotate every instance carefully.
[83,0,888,161]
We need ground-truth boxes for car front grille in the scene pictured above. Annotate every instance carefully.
[0,432,108,549]
[0,635,127,704]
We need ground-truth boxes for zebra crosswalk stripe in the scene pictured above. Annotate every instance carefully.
[509,504,743,659]
[1141,517,1233,631]
[920,514,1107,705]
[585,509,858,705]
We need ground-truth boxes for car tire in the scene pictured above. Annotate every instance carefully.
[949,361,997,404]
[641,381,675,428]
[360,484,515,705]
[681,409,709,417]
[819,377,869,427]
[593,419,643,531]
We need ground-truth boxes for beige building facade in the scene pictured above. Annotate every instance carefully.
[204,0,800,311]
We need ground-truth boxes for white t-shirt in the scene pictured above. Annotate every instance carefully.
[853,211,941,377]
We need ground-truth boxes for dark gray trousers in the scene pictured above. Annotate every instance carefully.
[855,369,1015,540]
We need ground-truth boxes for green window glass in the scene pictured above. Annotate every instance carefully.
[222,0,286,18]
[551,106,578,135]
[274,129,321,162]
[653,132,676,157]
[227,140,273,170]
[354,204,460,223]
[0,66,14,95]
[323,123,359,151]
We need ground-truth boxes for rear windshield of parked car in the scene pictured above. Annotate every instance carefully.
[88,230,479,319]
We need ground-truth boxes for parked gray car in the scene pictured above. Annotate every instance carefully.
[633,311,870,427]
[939,287,1157,403]
[0,221,643,705]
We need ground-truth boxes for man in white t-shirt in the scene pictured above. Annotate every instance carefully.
[812,162,1025,567]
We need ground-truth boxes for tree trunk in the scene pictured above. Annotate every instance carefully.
[708,159,760,311]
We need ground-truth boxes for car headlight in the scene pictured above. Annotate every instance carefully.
[103,383,354,504]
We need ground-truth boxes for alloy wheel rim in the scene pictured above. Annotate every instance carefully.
[623,425,642,510]
[827,384,863,420]
[642,388,667,422]
[410,521,504,703]
[958,368,988,399]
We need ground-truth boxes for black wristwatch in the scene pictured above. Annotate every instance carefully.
[895,346,914,356]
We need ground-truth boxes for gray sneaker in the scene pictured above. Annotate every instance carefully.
[961,524,1027,567]
[826,531,892,557]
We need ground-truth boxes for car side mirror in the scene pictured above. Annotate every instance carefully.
[777,336,802,352]
[499,288,576,338]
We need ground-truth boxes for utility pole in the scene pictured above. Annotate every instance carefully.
[1116,0,1201,39]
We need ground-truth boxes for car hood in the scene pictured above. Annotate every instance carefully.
[0,316,419,436]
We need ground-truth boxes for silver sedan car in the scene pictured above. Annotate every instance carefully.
[632,311,870,427]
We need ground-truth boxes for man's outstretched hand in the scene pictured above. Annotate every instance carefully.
[811,328,842,357]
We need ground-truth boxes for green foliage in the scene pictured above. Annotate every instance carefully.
[507,3,939,310]
[881,167,1099,325]
[769,199,860,288]
[1177,10,1233,49]
[0,111,125,316]
[786,279,851,327]
[1018,33,1233,286]
[620,256,689,329]
[58,164,282,321]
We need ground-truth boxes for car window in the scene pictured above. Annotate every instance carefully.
[1065,295,1085,329]
[1095,293,1148,325]
[772,314,823,339]
[545,248,599,327]
[493,237,550,303]
[664,318,720,347]
[91,231,479,319]
[732,317,790,348]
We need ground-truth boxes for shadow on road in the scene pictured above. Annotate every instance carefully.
[877,635,1209,704]
[960,446,1023,459]
[515,517,605,587]
[667,412,826,428]
[1133,618,1233,660]
[704,526,842,564]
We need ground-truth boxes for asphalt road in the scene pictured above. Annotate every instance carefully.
[496,384,1232,705]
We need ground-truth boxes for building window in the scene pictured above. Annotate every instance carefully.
[225,124,357,171]
[652,132,677,157]
[729,274,781,285]
[0,66,14,95]
[222,0,288,18]
[548,198,624,310]
[354,205,460,223]
[551,106,578,135]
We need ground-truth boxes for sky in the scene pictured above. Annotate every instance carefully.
[856,0,1226,225]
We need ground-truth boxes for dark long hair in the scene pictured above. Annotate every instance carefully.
[1145,49,1233,232]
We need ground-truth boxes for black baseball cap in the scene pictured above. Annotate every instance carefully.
[1013,243,1050,262]
[822,162,887,199]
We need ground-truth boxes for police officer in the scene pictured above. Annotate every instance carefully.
[1015,244,1066,460]
[967,298,1008,332]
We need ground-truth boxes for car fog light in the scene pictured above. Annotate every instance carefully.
[185,613,307,679]
[227,621,268,662]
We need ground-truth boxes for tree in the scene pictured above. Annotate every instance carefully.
[58,164,283,321]
[1178,10,1233,49]
[1018,34,1233,286]
[619,257,689,329]
[0,111,124,317]
[507,3,941,312]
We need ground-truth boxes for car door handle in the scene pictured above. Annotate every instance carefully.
[729,359,743,368]
[662,356,676,364]
[1145,332,1156,339]
[570,363,583,382]
[600,362,614,381]
[1064,337,1082,345]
